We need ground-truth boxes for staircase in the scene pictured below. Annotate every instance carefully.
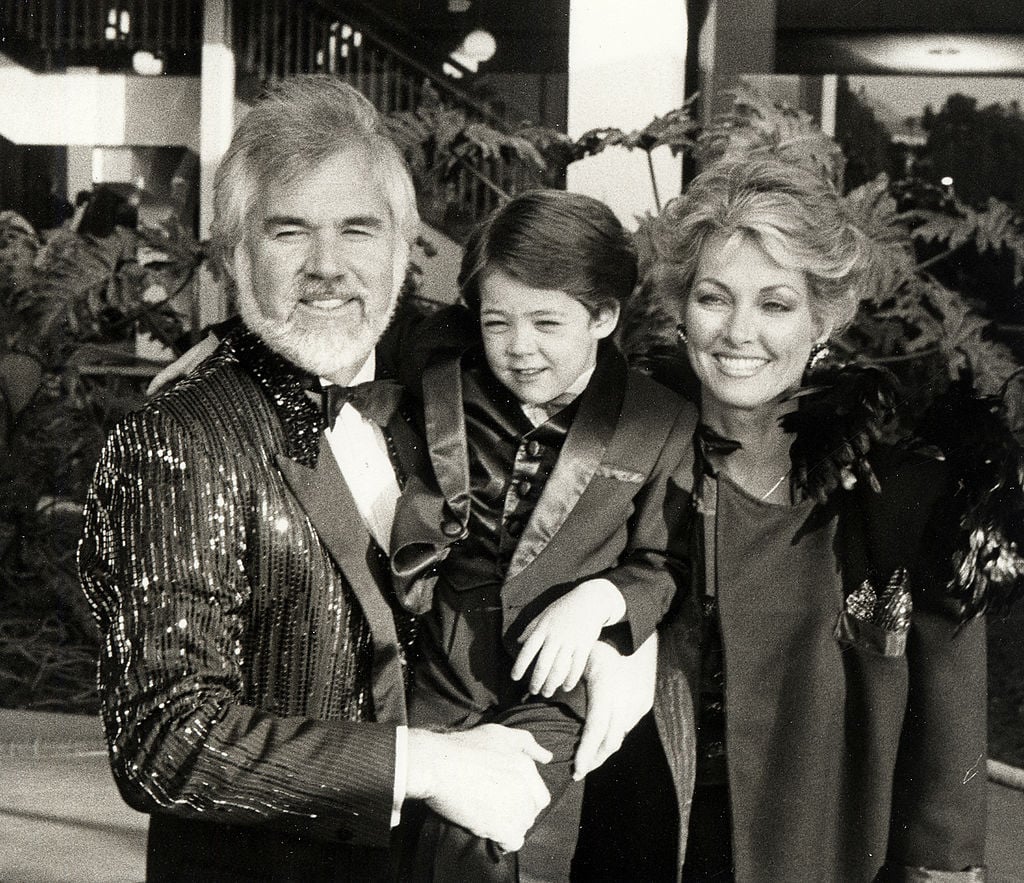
[0,0,541,238]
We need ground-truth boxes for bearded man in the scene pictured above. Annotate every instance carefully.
[79,76,553,882]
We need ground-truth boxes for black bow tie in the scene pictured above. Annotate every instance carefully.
[315,379,403,428]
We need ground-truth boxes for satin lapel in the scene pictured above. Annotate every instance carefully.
[387,405,428,486]
[422,357,471,526]
[506,348,629,580]
[276,440,406,724]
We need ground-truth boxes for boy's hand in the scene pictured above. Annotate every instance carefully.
[147,333,219,396]
[511,578,626,698]
[573,633,657,780]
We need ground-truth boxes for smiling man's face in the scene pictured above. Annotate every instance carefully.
[232,147,407,383]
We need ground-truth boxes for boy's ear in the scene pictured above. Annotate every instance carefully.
[591,303,621,340]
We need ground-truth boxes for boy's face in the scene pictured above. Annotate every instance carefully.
[478,269,619,406]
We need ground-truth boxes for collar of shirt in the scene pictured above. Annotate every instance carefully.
[519,362,596,428]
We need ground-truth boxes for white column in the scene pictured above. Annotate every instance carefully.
[820,74,838,137]
[66,145,93,201]
[197,0,236,327]
[566,0,687,226]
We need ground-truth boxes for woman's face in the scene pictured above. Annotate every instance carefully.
[684,231,828,416]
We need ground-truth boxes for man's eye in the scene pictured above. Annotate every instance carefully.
[343,227,374,238]
[535,320,561,330]
[272,228,306,240]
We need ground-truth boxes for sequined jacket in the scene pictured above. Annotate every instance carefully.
[79,327,419,867]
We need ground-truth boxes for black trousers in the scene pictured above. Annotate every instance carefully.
[403,698,585,882]
[147,813,397,882]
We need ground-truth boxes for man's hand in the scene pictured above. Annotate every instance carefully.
[573,633,657,781]
[406,724,552,852]
[511,579,626,697]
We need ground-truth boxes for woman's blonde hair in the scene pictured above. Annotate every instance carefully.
[653,156,872,331]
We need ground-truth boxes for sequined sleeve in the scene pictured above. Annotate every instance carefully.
[79,404,397,846]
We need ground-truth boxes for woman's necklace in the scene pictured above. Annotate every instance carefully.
[761,468,792,501]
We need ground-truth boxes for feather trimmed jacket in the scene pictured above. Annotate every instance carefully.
[581,363,1022,883]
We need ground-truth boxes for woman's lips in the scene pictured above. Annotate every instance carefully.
[714,353,769,377]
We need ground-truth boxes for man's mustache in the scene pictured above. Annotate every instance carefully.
[295,279,362,303]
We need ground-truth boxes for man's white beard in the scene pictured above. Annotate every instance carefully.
[236,278,398,379]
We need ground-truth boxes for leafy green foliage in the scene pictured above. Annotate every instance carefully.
[0,213,199,710]
[697,82,846,185]
[911,197,1024,286]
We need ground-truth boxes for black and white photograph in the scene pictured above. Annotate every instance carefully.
[1,1,1022,881]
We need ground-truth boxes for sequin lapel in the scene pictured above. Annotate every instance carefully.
[224,324,323,467]
[506,348,629,580]
[276,437,407,724]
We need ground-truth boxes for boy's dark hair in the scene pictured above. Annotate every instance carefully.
[458,189,637,317]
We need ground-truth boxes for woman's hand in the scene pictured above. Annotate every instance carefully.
[147,333,219,396]
[511,579,626,698]
[573,633,657,780]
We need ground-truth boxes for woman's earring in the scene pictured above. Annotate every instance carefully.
[807,341,830,370]
[676,323,688,344]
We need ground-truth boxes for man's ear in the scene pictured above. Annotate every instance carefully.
[591,303,621,340]
[392,239,412,293]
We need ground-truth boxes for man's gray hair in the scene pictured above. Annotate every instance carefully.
[210,75,418,272]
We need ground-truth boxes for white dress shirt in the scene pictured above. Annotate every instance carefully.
[319,353,406,825]
[519,363,597,427]
[321,353,401,554]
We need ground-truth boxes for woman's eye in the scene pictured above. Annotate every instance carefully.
[762,300,792,314]
[694,291,727,307]
[482,321,508,332]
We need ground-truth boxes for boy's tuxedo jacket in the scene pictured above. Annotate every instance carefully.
[79,325,417,881]
[391,344,699,688]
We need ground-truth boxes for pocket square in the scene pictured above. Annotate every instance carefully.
[595,464,645,483]
[835,568,913,657]
[846,568,913,634]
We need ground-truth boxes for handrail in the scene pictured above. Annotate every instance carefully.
[2,0,545,234]
[233,0,545,234]
[233,0,508,130]
[0,0,201,68]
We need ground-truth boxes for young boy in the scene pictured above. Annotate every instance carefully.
[390,190,697,882]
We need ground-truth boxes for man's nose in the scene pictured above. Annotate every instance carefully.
[304,230,345,279]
